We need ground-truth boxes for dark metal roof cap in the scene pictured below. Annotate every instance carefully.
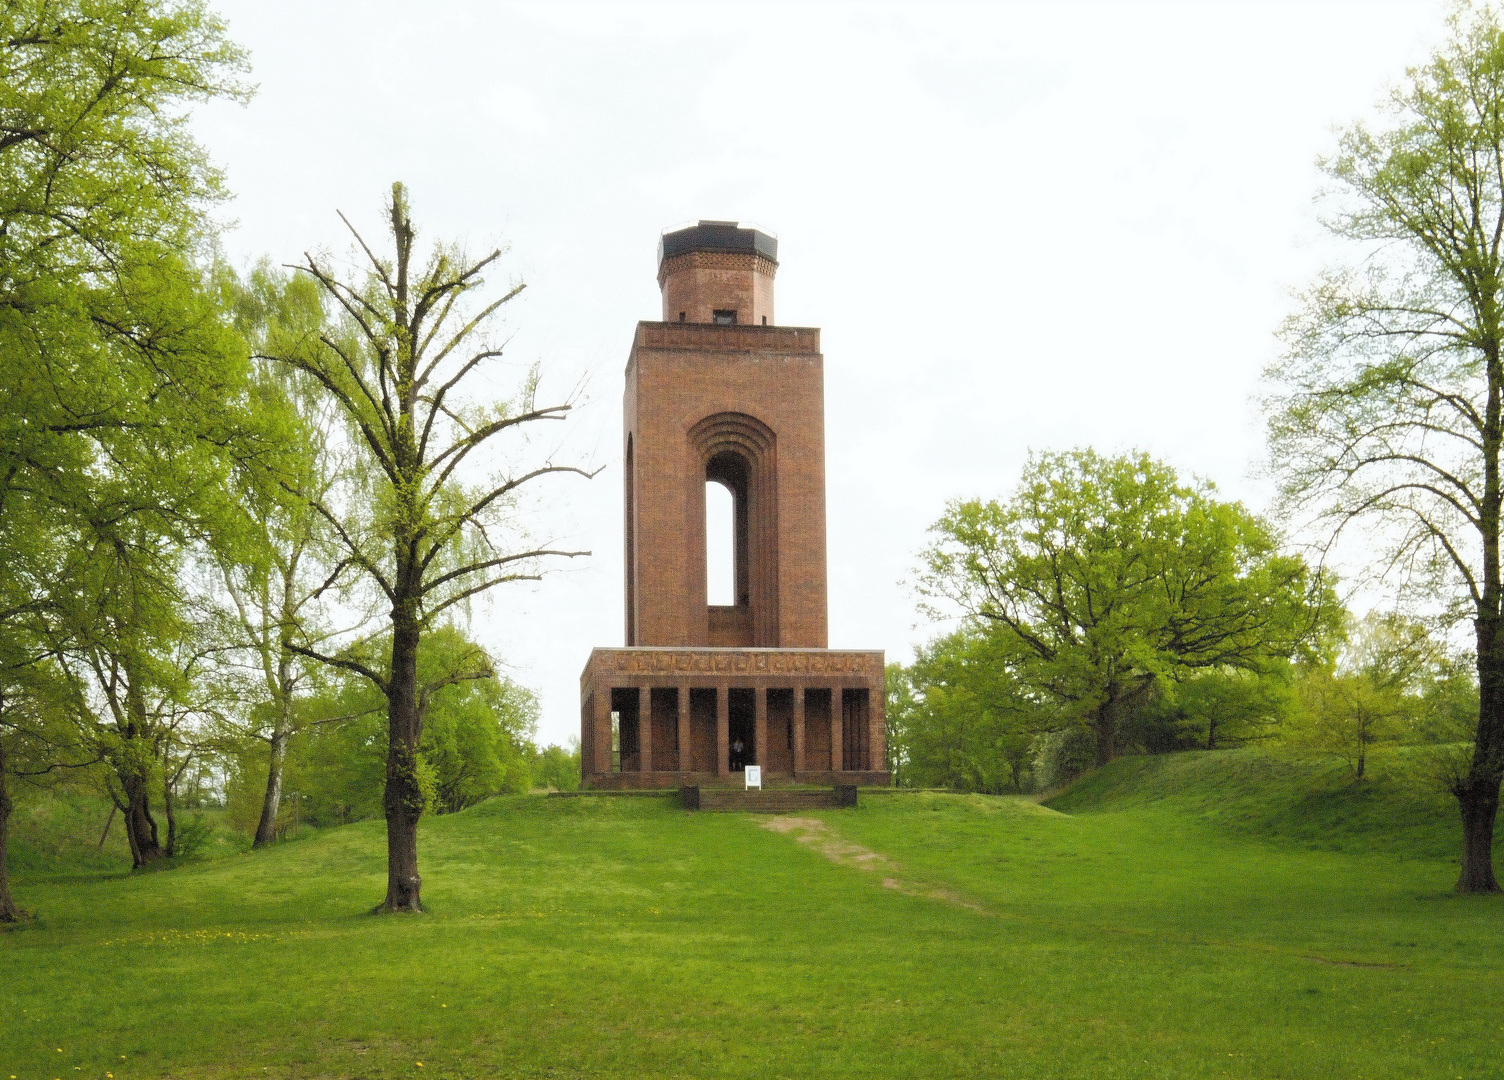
[657,220,778,267]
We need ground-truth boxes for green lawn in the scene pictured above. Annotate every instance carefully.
[3,749,1501,1079]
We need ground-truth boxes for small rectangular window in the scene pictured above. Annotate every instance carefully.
[761,315,767,325]
[713,309,737,326]
[679,311,686,322]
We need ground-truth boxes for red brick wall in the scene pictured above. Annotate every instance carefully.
[623,323,828,649]
[804,688,832,771]
[689,688,717,772]
[765,688,794,773]
[658,251,776,325]
[651,688,680,771]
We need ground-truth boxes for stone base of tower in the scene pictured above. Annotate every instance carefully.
[579,647,890,790]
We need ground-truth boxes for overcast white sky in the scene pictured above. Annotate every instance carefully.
[196,0,1450,747]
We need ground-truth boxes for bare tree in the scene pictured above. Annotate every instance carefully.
[266,184,595,913]
[1267,5,1504,891]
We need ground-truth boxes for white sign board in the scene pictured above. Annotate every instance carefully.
[744,765,762,790]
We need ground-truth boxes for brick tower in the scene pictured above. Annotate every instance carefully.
[579,221,888,788]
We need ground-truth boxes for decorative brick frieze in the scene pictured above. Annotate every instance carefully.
[581,647,883,689]
[633,322,820,355]
[656,249,779,286]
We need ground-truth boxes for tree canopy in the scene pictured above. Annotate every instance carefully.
[916,450,1334,767]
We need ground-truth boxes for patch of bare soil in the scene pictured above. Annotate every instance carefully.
[760,816,990,915]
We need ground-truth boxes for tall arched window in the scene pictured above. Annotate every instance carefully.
[705,480,735,606]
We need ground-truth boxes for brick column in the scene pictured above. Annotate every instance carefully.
[758,685,770,770]
[593,688,613,778]
[677,686,691,774]
[869,681,885,774]
[638,685,652,773]
[716,684,730,778]
[830,697,843,774]
[792,685,805,776]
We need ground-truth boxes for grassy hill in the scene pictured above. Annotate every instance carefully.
[1046,745,1467,859]
[2,750,1501,1079]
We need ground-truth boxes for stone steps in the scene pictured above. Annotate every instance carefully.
[681,786,857,812]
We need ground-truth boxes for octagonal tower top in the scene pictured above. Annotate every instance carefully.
[657,220,778,326]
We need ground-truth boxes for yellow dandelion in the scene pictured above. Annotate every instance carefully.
[416,1063,424,1068]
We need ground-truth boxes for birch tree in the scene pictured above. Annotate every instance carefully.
[219,264,351,848]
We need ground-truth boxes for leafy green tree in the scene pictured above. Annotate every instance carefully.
[0,0,252,889]
[884,662,916,787]
[66,543,235,866]
[1133,666,1297,753]
[917,450,1334,768]
[1265,4,1504,889]
[894,630,1040,792]
[265,184,594,912]
[1288,613,1447,781]
[1415,652,1480,744]
[411,628,538,813]
[527,740,581,793]
[230,627,541,829]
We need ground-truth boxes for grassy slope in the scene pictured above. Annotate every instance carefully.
[7,789,250,880]
[3,751,1502,1079]
[1045,745,1467,859]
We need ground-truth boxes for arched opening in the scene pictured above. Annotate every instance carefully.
[705,480,735,606]
[689,413,777,648]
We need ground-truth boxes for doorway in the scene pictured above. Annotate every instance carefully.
[728,687,755,771]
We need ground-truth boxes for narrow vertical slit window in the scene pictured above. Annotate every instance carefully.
[706,480,735,605]
[624,435,635,646]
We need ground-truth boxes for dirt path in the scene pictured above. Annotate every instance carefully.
[760,815,990,915]
[760,815,1406,970]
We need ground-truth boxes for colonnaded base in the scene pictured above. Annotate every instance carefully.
[579,647,890,789]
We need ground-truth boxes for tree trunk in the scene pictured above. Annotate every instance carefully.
[377,607,424,913]
[1457,615,1504,892]
[1457,784,1500,892]
[1093,686,1122,766]
[1093,706,1115,766]
[0,740,24,922]
[96,802,116,849]
[253,724,288,848]
[122,770,163,868]
[116,661,163,868]
[163,775,176,858]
